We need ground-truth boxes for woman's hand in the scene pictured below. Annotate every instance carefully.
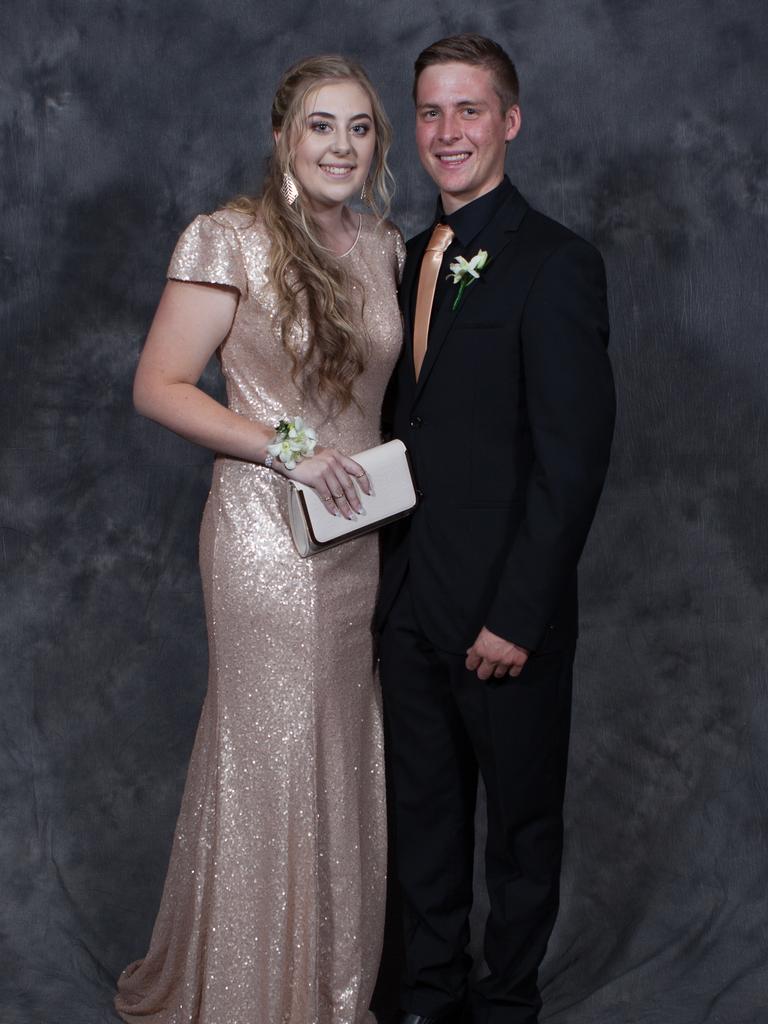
[279,446,371,519]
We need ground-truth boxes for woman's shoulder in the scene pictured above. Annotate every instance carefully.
[168,205,270,294]
[358,213,406,278]
[359,213,405,257]
[359,212,403,243]
[203,206,268,239]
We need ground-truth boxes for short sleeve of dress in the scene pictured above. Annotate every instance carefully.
[167,213,248,296]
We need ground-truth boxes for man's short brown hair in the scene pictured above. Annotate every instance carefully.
[413,33,520,112]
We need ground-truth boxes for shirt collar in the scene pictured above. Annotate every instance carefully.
[435,176,513,248]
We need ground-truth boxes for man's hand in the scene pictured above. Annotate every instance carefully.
[465,627,530,680]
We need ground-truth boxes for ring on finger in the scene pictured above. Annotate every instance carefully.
[322,496,333,503]
[333,492,344,499]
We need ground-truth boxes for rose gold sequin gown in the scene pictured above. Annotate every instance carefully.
[115,210,405,1024]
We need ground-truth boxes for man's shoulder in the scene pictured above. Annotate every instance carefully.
[520,203,603,264]
[404,196,601,262]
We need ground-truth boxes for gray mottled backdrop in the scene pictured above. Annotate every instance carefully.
[2,1,767,1022]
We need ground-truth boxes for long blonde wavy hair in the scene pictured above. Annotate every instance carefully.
[229,56,394,415]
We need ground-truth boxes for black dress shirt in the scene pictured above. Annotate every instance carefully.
[411,176,515,333]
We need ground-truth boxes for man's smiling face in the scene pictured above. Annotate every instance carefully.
[415,62,521,213]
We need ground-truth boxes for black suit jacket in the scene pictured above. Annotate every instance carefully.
[377,186,616,655]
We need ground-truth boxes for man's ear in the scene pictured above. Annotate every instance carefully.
[504,105,522,143]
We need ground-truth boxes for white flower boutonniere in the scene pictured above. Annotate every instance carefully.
[266,416,317,471]
[447,249,489,311]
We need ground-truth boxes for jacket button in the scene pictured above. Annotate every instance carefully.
[410,416,423,428]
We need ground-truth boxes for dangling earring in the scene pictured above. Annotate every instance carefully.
[281,171,298,206]
[360,179,372,206]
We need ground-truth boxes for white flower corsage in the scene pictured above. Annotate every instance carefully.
[266,416,317,471]
[447,249,489,310]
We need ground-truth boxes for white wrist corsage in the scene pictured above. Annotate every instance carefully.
[447,249,489,310]
[266,416,317,471]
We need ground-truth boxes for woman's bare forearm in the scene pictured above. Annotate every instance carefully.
[134,379,273,463]
[132,280,275,464]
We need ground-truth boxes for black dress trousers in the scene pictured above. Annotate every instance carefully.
[379,577,576,1024]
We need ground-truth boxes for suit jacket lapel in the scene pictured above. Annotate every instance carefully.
[413,187,529,403]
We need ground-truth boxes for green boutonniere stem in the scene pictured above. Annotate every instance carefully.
[451,281,469,311]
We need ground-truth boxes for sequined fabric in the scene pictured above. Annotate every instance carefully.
[115,209,405,1024]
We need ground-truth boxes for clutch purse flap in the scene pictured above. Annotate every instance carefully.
[288,439,416,555]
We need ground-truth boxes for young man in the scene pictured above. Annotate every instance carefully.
[377,34,616,1024]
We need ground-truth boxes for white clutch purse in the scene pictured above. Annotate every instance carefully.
[287,439,417,557]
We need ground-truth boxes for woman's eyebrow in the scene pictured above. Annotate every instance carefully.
[307,111,373,120]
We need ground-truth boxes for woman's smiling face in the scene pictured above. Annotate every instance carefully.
[290,80,376,213]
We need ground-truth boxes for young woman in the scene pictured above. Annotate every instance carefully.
[115,55,404,1024]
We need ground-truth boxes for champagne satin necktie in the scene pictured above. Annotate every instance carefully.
[412,223,454,379]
